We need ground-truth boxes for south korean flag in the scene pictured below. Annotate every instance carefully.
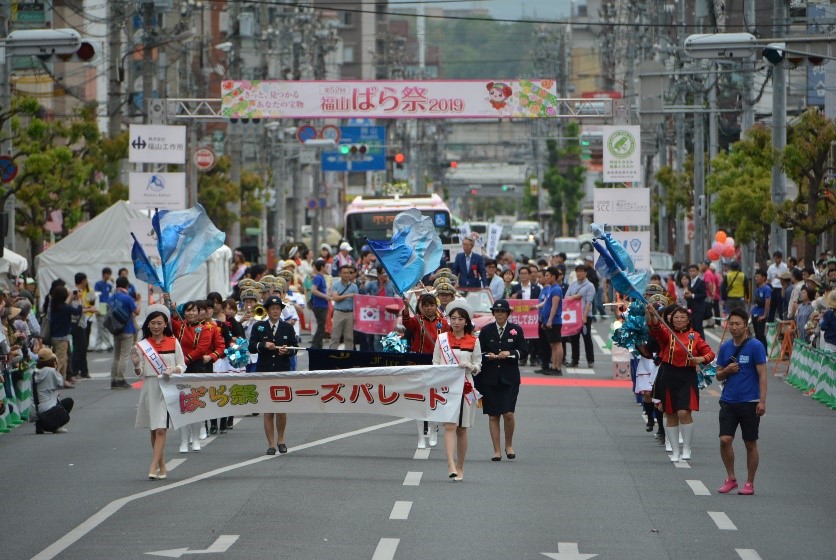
[361,307,380,322]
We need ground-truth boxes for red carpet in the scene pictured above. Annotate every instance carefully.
[521,377,632,388]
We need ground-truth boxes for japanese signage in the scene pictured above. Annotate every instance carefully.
[129,124,186,164]
[129,172,187,210]
[608,231,651,270]
[507,299,540,339]
[321,126,387,172]
[354,295,404,335]
[485,224,503,259]
[158,366,465,429]
[602,125,642,183]
[593,188,650,226]
[221,79,561,119]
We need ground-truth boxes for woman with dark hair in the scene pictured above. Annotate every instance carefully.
[132,305,186,480]
[646,304,715,463]
[48,285,83,387]
[433,300,481,482]
[33,347,73,434]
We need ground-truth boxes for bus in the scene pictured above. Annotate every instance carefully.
[344,194,456,253]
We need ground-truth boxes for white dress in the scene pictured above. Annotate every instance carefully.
[634,356,659,394]
[135,337,186,430]
[433,334,482,428]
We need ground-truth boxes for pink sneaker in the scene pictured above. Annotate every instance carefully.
[738,482,754,495]
[717,479,739,494]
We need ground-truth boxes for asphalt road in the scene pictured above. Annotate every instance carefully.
[2,320,834,560]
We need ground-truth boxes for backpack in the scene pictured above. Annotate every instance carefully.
[103,297,131,335]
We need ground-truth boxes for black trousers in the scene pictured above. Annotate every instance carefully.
[71,323,91,376]
[311,306,328,349]
[568,317,594,365]
[768,289,782,322]
[753,318,768,352]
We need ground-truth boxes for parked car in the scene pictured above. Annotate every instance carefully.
[510,221,542,242]
[498,240,538,262]
[649,251,675,279]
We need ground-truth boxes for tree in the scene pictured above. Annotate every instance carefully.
[0,98,128,261]
[541,123,586,236]
[706,124,775,261]
[197,155,264,235]
[780,107,836,259]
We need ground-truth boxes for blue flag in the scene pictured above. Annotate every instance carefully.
[152,204,226,293]
[366,208,443,295]
[592,239,647,302]
[130,233,163,288]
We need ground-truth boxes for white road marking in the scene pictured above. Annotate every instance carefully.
[674,461,691,469]
[413,448,430,460]
[686,480,711,495]
[564,367,595,375]
[388,501,412,520]
[591,334,612,355]
[541,541,599,559]
[31,418,411,560]
[403,471,423,486]
[708,511,738,530]
[145,534,239,557]
[165,458,186,472]
[735,549,763,560]
[371,538,400,560]
[704,329,722,344]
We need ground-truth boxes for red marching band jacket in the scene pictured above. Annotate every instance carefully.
[402,308,450,354]
[171,317,226,366]
[649,322,715,367]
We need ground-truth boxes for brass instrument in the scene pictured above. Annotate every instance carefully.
[252,304,268,321]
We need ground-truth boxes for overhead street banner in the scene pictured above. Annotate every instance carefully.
[158,366,465,429]
[221,79,562,119]
[593,188,650,226]
[129,172,187,210]
[602,125,642,183]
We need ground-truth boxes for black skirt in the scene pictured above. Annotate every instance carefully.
[480,382,520,416]
[658,363,699,414]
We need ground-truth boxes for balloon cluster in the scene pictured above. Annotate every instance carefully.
[224,337,250,368]
[381,331,408,354]
[707,231,735,261]
[611,301,650,355]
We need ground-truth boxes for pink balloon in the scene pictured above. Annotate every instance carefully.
[712,241,724,253]
[725,237,735,247]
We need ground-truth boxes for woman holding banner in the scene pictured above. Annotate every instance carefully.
[133,305,186,480]
[433,300,481,482]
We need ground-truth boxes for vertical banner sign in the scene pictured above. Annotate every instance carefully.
[129,172,187,210]
[593,188,650,226]
[129,124,187,164]
[602,125,641,183]
[485,224,503,258]
[608,231,651,270]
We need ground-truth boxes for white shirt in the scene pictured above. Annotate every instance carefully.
[767,261,788,288]
[520,283,532,300]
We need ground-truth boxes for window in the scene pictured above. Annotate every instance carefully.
[343,46,354,63]
[341,12,353,27]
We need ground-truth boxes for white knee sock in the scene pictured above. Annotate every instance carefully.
[680,422,694,460]
[666,425,681,461]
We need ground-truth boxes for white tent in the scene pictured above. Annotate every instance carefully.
[35,201,232,312]
[0,248,29,290]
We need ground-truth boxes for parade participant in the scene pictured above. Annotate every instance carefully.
[646,304,715,462]
[329,264,358,350]
[501,267,516,299]
[236,288,262,373]
[715,308,767,495]
[248,296,297,455]
[132,305,186,480]
[309,259,330,349]
[751,270,771,351]
[433,300,481,482]
[271,278,301,370]
[451,236,486,289]
[485,259,505,301]
[402,292,450,449]
[477,299,527,461]
[32,347,73,435]
[536,267,563,375]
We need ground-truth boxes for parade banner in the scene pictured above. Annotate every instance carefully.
[159,366,464,429]
[307,349,432,371]
[221,79,561,119]
[508,299,540,339]
[602,125,642,183]
[354,295,404,334]
[485,223,503,259]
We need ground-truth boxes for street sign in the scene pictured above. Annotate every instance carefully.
[296,125,317,143]
[193,147,216,172]
[320,125,341,143]
[129,124,186,164]
[0,156,18,183]
[129,172,187,210]
[321,126,386,172]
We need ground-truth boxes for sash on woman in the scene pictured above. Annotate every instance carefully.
[137,339,168,377]
[437,333,479,405]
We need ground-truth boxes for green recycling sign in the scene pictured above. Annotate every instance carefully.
[603,126,641,183]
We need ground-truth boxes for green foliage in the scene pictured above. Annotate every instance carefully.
[197,156,264,233]
[780,108,836,255]
[541,123,586,236]
[706,124,775,256]
[1,98,127,260]
[655,157,694,221]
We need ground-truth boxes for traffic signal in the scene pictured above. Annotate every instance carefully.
[394,152,406,169]
[5,28,98,62]
[500,185,516,192]
[450,160,458,169]
[469,188,478,195]
[762,40,829,68]
[56,41,97,63]
[340,144,368,156]
[580,137,592,161]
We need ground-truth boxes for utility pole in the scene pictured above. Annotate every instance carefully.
[108,1,124,138]
[674,0,687,264]
[142,1,155,124]
[741,0,757,276]
[228,2,242,250]
[1,1,13,250]
[770,0,788,260]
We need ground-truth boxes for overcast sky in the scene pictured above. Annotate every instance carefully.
[466,0,573,20]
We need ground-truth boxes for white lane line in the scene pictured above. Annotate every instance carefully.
[674,461,692,469]
[686,480,711,495]
[389,501,412,520]
[736,549,763,560]
[371,538,400,560]
[704,329,722,344]
[31,418,410,560]
[165,458,186,472]
[708,511,738,531]
[591,334,612,355]
[403,471,423,486]
[413,448,430,460]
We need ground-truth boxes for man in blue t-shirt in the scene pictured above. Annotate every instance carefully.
[750,269,771,351]
[536,266,563,375]
[309,259,330,349]
[715,308,767,496]
[109,276,139,389]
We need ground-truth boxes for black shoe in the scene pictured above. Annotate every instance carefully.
[209,426,218,435]
[277,443,288,454]
[569,362,579,368]
[562,360,570,366]
[111,380,131,389]
[587,362,594,368]
[266,447,276,455]
[551,368,563,376]
[35,422,45,435]
[538,368,552,375]
[80,373,92,379]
